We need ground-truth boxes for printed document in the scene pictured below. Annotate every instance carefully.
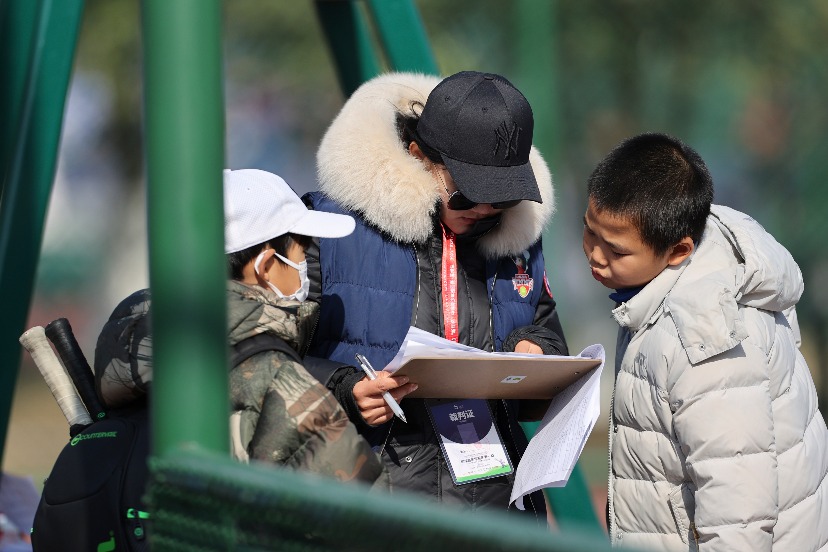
[510,343,604,509]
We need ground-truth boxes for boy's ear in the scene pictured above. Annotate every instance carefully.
[666,237,694,266]
[253,248,276,281]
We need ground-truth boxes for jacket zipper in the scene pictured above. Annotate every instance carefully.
[301,309,320,358]
[488,271,497,351]
[126,508,149,541]
[411,245,421,328]
[607,388,617,543]
[490,271,535,516]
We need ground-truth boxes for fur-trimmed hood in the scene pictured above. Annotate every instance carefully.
[316,72,556,258]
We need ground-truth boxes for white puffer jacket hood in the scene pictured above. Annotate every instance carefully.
[613,205,804,364]
[315,72,555,258]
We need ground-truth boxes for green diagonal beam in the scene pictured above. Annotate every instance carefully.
[0,0,39,188]
[0,0,85,465]
[314,0,383,97]
[366,0,438,75]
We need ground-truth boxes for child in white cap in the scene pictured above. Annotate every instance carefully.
[95,169,388,487]
[222,168,388,485]
[223,168,354,301]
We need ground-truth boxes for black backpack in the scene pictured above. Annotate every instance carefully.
[31,332,301,552]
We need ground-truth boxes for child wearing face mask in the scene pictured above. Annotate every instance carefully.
[94,169,389,487]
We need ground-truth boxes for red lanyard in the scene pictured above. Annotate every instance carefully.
[441,226,459,342]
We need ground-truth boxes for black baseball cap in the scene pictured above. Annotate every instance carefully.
[415,71,542,205]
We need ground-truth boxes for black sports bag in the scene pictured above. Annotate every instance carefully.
[31,405,150,552]
[31,332,303,551]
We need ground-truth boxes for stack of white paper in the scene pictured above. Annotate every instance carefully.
[511,344,605,509]
[384,327,588,371]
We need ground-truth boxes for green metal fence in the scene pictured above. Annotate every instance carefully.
[149,447,620,552]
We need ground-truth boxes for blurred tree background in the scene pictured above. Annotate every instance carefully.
[5,0,828,507]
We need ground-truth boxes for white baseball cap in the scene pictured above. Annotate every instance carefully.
[223,168,355,254]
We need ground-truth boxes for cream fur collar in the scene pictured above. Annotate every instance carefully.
[316,72,556,258]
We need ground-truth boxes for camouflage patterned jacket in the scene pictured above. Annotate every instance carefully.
[94,282,388,488]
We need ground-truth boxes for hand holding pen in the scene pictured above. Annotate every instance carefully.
[354,353,417,425]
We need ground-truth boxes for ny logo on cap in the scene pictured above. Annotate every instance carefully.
[494,121,521,161]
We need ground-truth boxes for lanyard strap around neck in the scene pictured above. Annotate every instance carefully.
[441,226,459,342]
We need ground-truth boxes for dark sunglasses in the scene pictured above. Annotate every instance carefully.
[437,168,521,211]
[445,190,522,211]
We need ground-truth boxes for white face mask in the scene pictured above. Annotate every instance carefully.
[254,251,310,302]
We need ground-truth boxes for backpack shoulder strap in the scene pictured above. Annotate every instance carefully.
[231,333,355,390]
[231,332,301,368]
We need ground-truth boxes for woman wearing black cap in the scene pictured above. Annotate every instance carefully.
[303,71,568,522]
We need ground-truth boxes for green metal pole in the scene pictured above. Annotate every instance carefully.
[365,0,439,75]
[0,0,84,466]
[515,0,603,532]
[314,0,383,97]
[141,0,228,457]
[0,0,40,188]
[515,0,561,167]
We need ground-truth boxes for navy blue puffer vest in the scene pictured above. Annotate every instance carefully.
[305,192,546,366]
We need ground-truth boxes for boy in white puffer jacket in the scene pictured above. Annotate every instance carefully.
[583,132,828,551]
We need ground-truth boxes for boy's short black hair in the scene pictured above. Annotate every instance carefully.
[587,132,713,256]
[227,233,313,280]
